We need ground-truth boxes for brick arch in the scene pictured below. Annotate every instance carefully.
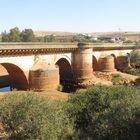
[0,63,29,90]
[54,55,72,65]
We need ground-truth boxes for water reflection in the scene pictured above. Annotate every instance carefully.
[0,86,11,92]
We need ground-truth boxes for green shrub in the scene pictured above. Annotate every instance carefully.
[68,85,140,140]
[111,73,124,84]
[1,87,140,140]
[0,92,73,140]
[130,50,140,67]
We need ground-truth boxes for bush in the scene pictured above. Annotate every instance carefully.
[1,87,140,140]
[111,73,124,84]
[130,50,140,67]
[0,92,73,140]
[68,85,140,140]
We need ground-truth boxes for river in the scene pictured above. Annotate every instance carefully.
[0,86,11,92]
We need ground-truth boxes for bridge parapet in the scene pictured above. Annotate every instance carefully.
[77,42,136,50]
[0,43,78,56]
[0,42,136,57]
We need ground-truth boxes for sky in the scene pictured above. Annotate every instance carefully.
[0,0,140,33]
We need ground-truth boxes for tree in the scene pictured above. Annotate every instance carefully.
[1,27,36,42]
[68,85,140,140]
[130,50,140,67]
[21,29,36,42]
[44,34,56,42]
[0,92,74,139]
[1,30,9,42]
[8,27,21,42]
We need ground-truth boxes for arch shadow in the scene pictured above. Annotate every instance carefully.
[111,54,117,69]
[55,58,75,92]
[92,55,99,71]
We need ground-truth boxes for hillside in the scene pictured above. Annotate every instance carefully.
[89,32,140,41]
[34,31,140,41]
[34,31,77,37]
[1,30,140,41]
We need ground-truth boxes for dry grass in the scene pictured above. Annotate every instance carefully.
[0,90,70,100]
[37,90,70,100]
[0,92,7,99]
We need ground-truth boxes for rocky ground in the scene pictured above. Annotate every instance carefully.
[77,71,139,88]
[94,71,138,82]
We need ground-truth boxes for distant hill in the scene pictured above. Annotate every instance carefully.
[90,32,140,41]
[34,31,140,41]
[1,30,140,41]
[34,31,77,37]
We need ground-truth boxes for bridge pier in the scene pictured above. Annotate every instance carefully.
[73,43,94,83]
[29,60,59,91]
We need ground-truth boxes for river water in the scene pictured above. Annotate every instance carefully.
[0,86,11,92]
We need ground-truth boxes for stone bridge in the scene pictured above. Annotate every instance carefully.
[0,42,136,91]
